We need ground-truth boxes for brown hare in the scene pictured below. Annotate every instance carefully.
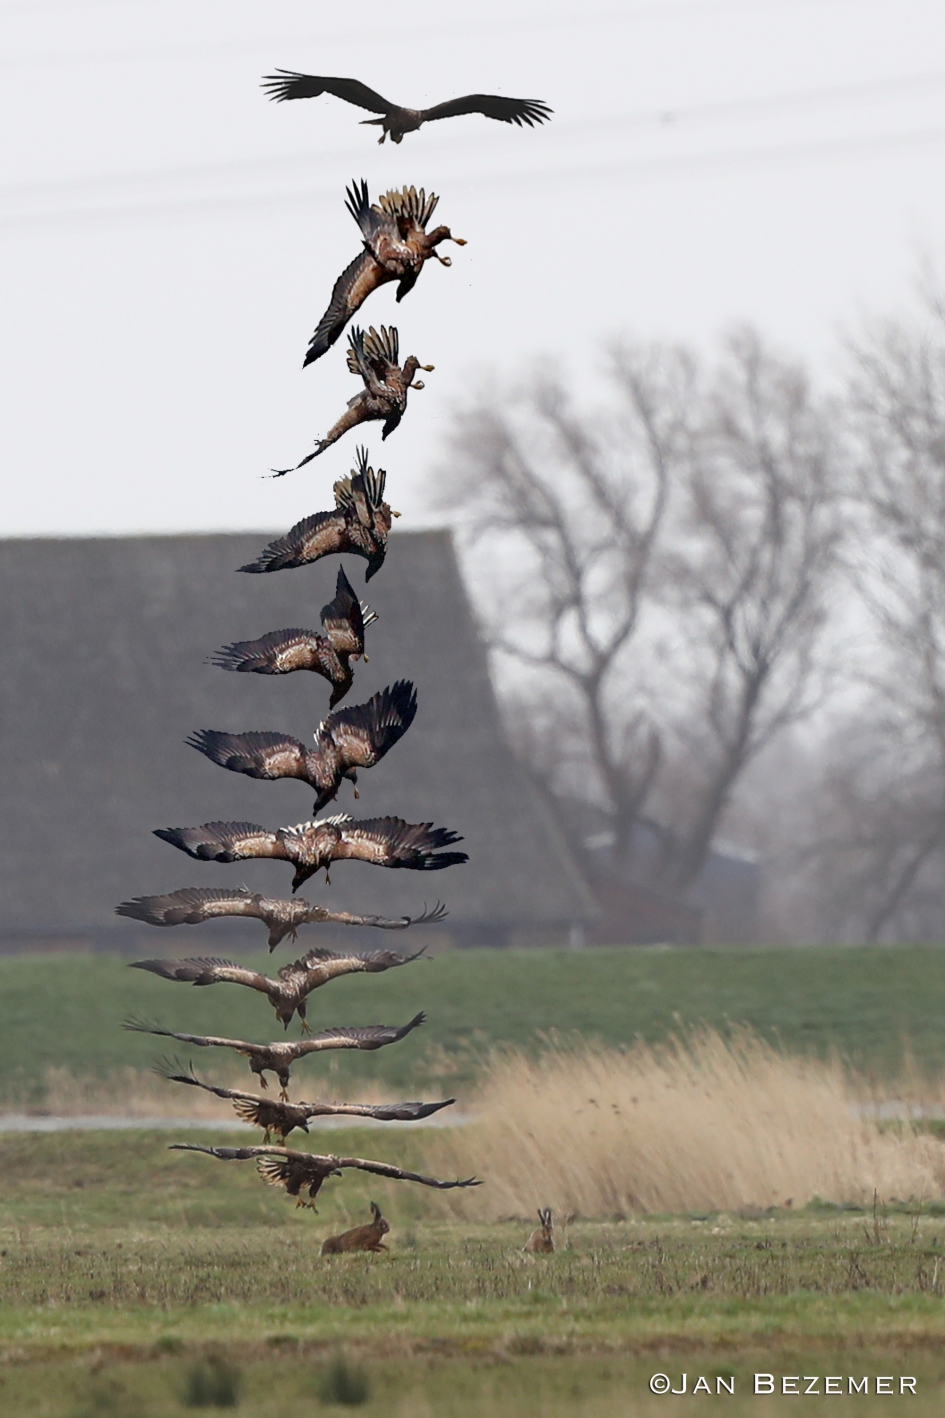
[321,1200,390,1255]
[523,1207,555,1254]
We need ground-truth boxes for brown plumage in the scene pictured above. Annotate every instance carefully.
[154,1058,455,1142]
[170,1141,481,1208]
[321,1200,389,1254]
[272,327,432,474]
[130,940,426,1032]
[305,181,466,366]
[187,679,417,816]
[211,566,375,707]
[262,71,552,145]
[125,1012,425,1098]
[116,888,448,952]
[240,450,397,579]
[154,813,467,893]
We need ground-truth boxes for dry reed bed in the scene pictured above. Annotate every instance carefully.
[428,1029,945,1218]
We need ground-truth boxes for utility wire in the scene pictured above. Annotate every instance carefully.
[0,0,927,58]
[3,123,944,233]
[4,69,944,205]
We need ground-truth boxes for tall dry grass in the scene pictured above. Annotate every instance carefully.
[428,1028,945,1218]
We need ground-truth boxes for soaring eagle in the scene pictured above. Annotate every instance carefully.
[155,814,466,893]
[272,327,431,474]
[187,680,417,816]
[239,450,396,579]
[211,566,375,707]
[130,942,426,1033]
[116,888,447,952]
[171,1141,480,1208]
[305,182,465,366]
[262,70,552,145]
[155,1058,454,1142]
[125,1012,425,1097]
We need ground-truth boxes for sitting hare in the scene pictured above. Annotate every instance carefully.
[523,1207,555,1253]
[321,1200,390,1255]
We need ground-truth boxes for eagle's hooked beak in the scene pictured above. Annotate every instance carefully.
[452,237,468,246]
[420,364,435,372]
[391,510,402,518]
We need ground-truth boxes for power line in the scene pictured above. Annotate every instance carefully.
[3,122,944,233]
[4,69,944,207]
[0,0,926,61]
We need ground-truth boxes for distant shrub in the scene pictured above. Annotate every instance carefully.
[318,1353,370,1406]
[182,1355,241,1408]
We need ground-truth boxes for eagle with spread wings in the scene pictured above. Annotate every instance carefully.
[305,181,465,366]
[154,814,467,893]
[240,450,396,579]
[125,1012,425,1097]
[272,327,431,474]
[130,942,426,1032]
[211,566,375,707]
[116,888,447,952]
[171,1140,480,1207]
[262,70,551,145]
[187,679,417,816]
[155,1058,454,1142]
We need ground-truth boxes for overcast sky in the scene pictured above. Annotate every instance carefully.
[3,0,945,538]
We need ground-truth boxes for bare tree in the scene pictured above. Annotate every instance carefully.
[656,329,842,887]
[833,295,945,938]
[434,329,842,899]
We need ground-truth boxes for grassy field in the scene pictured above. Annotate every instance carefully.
[6,945,945,1412]
[4,1131,945,1414]
[5,942,945,1106]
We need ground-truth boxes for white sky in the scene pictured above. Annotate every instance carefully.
[3,0,945,537]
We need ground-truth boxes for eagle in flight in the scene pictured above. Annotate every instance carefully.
[125,1012,425,1097]
[154,814,467,893]
[262,70,551,145]
[239,450,396,579]
[305,181,465,366]
[211,565,375,707]
[272,327,431,474]
[172,1140,480,1208]
[116,888,447,952]
[155,1058,454,1142]
[187,679,417,816]
[130,942,426,1033]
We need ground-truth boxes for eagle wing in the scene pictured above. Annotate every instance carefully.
[421,93,552,128]
[345,178,398,244]
[332,817,467,870]
[210,630,327,676]
[322,681,417,771]
[187,730,310,782]
[306,1098,455,1122]
[261,72,393,114]
[347,325,399,388]
[304,249,388,368]
[320,565,369,656]
[238,511,345,574]
[129,957,273,991]
[154,822,290,863]
[333,1154,482,1189]
[123,1018,257,1051]
[153,1057,259,1103]
[302,901,446,931]
[288,1013,425,1056]
[116,887,270,928]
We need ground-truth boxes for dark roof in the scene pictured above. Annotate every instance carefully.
[0,529,591,942]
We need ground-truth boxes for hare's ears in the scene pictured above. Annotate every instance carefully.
[370,1200,383,1222]
[538,1207,553,1227]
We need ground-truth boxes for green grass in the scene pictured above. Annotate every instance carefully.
[3,943,945,1104]
[5,1132,945,1412]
